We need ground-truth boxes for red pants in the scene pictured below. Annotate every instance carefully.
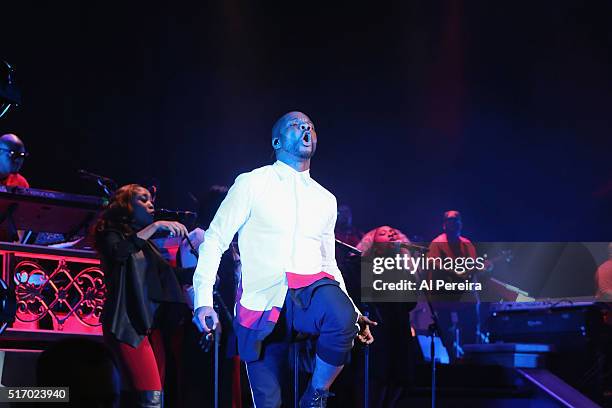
[106,329,166,391]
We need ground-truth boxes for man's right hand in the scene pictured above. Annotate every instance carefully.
[193,306,220,333]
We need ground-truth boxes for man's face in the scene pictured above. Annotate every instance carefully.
[276,112,317,160]
[0,141,26,175]
[443,217,462,235]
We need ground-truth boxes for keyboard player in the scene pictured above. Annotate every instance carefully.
[0,133,30,241]
[0,133,29,188]
[0,134,97,246]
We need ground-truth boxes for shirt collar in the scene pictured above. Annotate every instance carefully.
[273,160,311,185]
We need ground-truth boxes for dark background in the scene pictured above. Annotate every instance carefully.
[2,0,612,241]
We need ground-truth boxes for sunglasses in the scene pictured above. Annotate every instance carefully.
[0,148,29,160]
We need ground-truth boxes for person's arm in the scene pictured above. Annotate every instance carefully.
[98,230,148,262]
[426,240,442,280]
[427,240,442,258]
[465,241,480,277]
[137,221,188,241]
[98,221,188,261]
[192,173,253,331]
[595,265,612,301]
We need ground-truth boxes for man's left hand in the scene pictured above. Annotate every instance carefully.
[356,315,377,345]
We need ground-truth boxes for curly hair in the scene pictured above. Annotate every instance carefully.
[356,225,411,257]
[94,184,146,239]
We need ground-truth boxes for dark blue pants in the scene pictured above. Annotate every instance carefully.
[245,282,358,408]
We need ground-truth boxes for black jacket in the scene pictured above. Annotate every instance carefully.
[97,229,194,347]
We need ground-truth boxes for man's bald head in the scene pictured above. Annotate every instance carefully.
[0,133,25,149]
[271,111,312,144]
[443,209,463,238]
[0,133,27,177]
[270,111,317,164]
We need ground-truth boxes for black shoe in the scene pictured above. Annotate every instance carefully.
[136,390,163,408]
[299,384,334,408]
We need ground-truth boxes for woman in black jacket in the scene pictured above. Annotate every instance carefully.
[95,184,202,407]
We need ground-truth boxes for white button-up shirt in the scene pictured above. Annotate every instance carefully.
[193,160,358,328]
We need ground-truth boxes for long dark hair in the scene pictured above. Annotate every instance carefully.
[94,184,146,241]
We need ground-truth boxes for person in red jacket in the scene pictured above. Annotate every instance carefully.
[0,133,29,187]
[428,210,480,361]
[595,243,612,301]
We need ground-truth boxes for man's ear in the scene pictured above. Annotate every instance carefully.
[272,138,280,149]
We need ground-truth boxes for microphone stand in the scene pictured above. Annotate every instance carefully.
[412,252,440,408]
[363,307,370,408]
[339,238,442,408]
[381,243,439,408]
[334,239,370,408]
[77,169,118,197]
[425,291,440,408]
[334,238,362,255]
[185,235,237,408]
[96,178,115,198]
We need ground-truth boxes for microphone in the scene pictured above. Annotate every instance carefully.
[154,208,199,234]
[77,169,116,184]
[335,238,362,255]
[398,242,429,253]
[154,208,198,219]
[78,169,118,197]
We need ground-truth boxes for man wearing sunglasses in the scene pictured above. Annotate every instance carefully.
[0,133,29,188]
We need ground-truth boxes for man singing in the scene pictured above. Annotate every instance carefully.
[193,111,375,407]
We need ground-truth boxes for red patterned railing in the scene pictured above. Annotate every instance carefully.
[0,243,104,336]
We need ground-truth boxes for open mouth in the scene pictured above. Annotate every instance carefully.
[302,133,311,145]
